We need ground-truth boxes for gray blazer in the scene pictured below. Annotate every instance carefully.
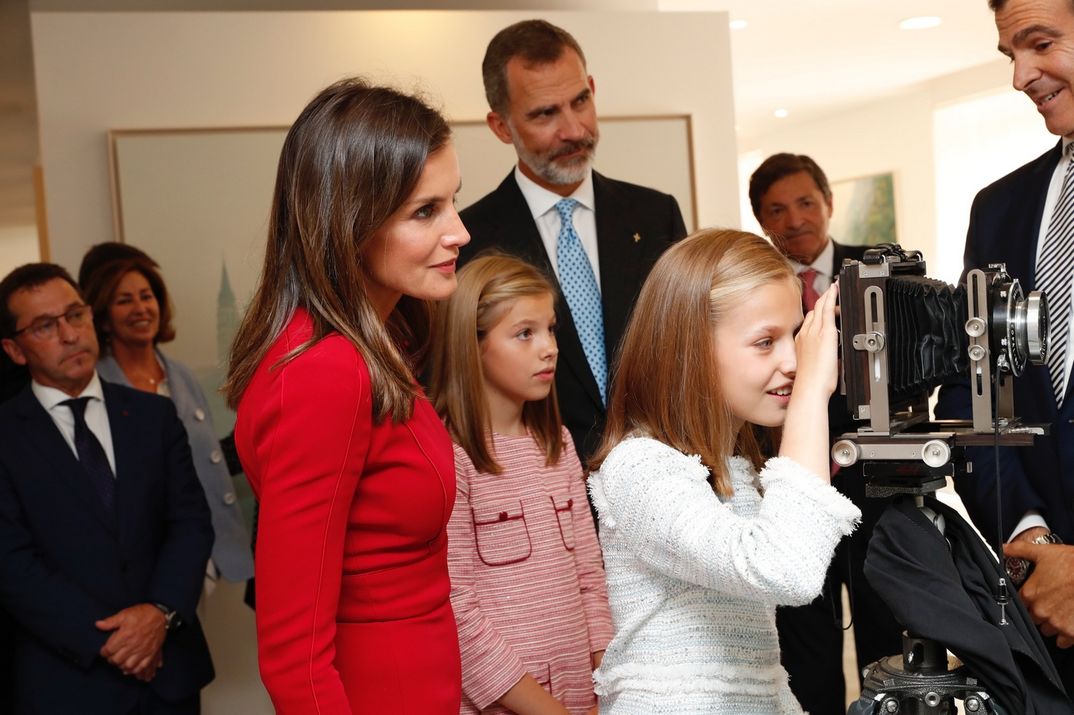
[97,351,254,582]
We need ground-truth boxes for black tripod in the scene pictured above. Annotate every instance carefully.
[845,487,1005,715]
[848,631,1001,714]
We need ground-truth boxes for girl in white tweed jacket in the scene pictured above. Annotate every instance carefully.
[587,229,862,714]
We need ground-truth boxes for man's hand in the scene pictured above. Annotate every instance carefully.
[96,603,167,677]
[1003,541,1074,648]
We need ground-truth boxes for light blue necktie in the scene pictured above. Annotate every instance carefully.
[555,198,607,405]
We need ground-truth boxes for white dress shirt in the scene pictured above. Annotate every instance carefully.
[514,166,601,289]
[31,371,116,475]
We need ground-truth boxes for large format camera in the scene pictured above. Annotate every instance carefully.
[830,243,1049,495]
[835,244,1052,714]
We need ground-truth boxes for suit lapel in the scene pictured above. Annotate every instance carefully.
[486,174,552,270]
[12,387,116,533]
[1000,145,1061,417]
[492,173,604,409]
[593,172,646,359]
[102,381,141,549]
[1014,143,1061,291]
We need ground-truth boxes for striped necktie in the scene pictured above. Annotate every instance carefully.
[555,198,607,405]
[1037,144,1074,406]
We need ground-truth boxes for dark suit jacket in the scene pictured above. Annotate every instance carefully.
[0,379,215,714]
[935,142,1074,548]
[459,170,687,460]
[934,143,1074,688]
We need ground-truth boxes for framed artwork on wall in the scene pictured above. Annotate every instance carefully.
[107,115,698,436]
[829,171,897,247]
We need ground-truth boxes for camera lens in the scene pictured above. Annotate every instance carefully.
[993,276,1048,376]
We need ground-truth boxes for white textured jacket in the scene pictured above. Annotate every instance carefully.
[589,437,861,714]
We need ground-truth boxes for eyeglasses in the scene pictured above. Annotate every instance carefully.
[12,305,93,341]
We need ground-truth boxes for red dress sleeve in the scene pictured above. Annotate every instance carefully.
[239,334,372,714]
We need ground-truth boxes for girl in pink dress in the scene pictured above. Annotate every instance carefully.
[429,254,613,715]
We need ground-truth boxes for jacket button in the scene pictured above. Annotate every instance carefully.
[210,449,223,464]
[223,492,237,506]
[194,408,206,421]
[499,512,508,521]
[567,499,573,508]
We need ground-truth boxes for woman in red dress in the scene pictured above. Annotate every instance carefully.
[224,78,470,714]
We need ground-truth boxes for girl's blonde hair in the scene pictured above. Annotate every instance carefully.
[590,228,796,496]
[429,253,563,474]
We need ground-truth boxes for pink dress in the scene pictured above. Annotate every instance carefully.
[447,428,613,714]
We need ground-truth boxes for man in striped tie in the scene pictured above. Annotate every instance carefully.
[936,0,1074,691]
[750,153,901,715]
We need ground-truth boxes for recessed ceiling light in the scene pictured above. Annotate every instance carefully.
[899,16,942,30]
[729,19,748,31]
[774,108,789,119]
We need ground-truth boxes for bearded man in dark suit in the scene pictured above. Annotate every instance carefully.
[935,0,1074,692]
[749,153,902,715]
[459,19,687,462]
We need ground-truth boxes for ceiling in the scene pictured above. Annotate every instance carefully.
[658,0,1008,142]
[1,0,1013,227]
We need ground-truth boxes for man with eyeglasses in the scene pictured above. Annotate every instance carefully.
[0,263,214,714]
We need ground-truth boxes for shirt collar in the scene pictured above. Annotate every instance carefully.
[788,237,835,277]
[32,371,105,412]
[513,165,595,220]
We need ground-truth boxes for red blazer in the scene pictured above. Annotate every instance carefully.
[235,309,461,714]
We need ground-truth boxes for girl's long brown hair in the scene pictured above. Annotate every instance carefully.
[590,228,795,496]
[429,253,562,474]
[223,78,450,421]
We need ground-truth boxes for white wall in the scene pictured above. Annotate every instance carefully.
[31,10,739,273]
[738,59,1037,280]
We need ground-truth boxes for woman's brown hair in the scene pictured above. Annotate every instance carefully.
[223,78,451,421]
[82,256,176,348]
[590,228,796,496]
[429,253,562,474]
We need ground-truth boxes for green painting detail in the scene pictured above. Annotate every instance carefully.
[830,172,897,247]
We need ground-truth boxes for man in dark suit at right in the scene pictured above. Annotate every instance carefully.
[935,0,1074,692]
[460,19,688,461]
[0,262,214,714]
[749,153,902,714]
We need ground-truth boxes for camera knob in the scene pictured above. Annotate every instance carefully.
[967,344,988,362]
[965,317,987,338]
[831,440,860,467]
[920,440,951,468]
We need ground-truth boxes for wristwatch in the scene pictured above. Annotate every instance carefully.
[152,602,182,632]
[1005,531,1063,588]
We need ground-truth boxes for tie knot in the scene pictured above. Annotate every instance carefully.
[799,268,819,283]
[61,397,91,420]
[555,198,579,222]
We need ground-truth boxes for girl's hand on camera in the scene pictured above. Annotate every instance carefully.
[779,281,838,483]
[793,282,839,401]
